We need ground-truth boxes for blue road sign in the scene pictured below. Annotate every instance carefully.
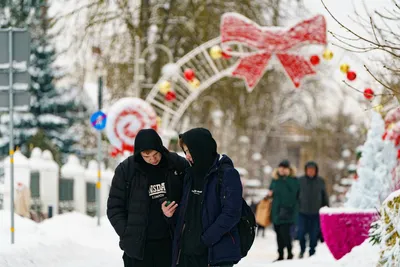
[90,111,107,130]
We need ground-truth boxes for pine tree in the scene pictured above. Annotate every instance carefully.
[345,111,397,209]
[0,1,88,160]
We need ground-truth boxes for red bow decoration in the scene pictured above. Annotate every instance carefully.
[221,13,327,91]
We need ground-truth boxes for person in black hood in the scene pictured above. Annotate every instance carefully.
[107,129,189,267]
[297,161,329,258]
[165,128,243,267]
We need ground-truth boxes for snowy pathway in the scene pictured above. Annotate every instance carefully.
[0,211,379,267]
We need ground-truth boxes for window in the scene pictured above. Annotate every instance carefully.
[59,178,74,213]
[86,182,96,217]
[59,179,74,201]
[30,172,40,198]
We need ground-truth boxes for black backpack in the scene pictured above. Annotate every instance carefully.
[216,166,257,258]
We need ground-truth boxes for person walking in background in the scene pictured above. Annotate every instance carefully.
[107,129,188,267]
[268,160,299,261]
[297,161,329,259]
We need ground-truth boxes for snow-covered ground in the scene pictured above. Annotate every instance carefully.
[0,211,379,267]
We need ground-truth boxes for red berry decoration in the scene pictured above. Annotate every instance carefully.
[310,55,320,65]
[363,88,374,100]
[165,91,176,101]
[347,71,357,81]
[184,69,195,81]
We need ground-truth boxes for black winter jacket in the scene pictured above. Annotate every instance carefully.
[107,152,188,260]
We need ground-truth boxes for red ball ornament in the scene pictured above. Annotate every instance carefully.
[184,69,195,81]
[347,71,357,81]
[310,55,320,65]
[363,88,374,100]
[165,91,176,101]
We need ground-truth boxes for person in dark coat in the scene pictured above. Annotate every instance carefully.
[165,128,243,267]
[268,160,299,261]
[297,161,329,258]
[107,129,189,267]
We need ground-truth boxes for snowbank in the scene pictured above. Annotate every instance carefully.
[0,210,380,267]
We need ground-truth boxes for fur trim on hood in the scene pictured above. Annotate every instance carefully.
[272,166,297,180]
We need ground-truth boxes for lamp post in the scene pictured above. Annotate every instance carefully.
[133,36,174,98]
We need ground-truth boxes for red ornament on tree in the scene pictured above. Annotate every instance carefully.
[363,88,374,100]
[165,91,176,101]
[184,69,195,81]
[347,71,357,81]
[397,150,400,160]
[310,55,320,65]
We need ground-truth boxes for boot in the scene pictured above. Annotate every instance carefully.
[273,256,284,262]
[299,252,304,259]
[287,253,294,260]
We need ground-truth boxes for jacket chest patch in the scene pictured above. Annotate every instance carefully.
[149,182,167,199]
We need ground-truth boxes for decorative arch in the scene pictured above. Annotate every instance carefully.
[144,13,327,142]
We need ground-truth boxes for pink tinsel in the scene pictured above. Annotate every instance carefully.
[320,210,378,260]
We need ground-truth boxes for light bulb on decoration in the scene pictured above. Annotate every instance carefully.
[363,88,374,100]
[222,48,232,59]
[336,160,345,170]
[184,69,195,81]
[165,91,176,102]
[346,71,357,81]
[159,81,171,95]
[322,49,334,60]
[161,63,180,76]
[310,55,320,65]
[374,104,384,113]
[342,149,351,158]
[189,78,201,89]
[348,124,358,135]
[340,63,350,74]
[210,45,222,59]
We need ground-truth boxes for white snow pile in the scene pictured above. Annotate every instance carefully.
[0,210,381,267]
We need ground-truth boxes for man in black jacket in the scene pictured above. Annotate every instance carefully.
[297,161,329,258]
[107,129,189,267]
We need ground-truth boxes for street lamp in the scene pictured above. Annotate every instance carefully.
[133,36,174,98]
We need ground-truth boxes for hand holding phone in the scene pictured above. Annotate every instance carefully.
[161,201,178,218]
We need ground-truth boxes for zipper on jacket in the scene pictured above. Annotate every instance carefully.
[176,223,186,265]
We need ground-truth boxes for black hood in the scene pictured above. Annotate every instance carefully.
[179,128,217,178]
[134,129,167,162]
[305,161,319,176]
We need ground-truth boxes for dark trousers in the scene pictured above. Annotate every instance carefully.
[123,238,172,267]
[297,213,320,255]
[273,223,293,257]
[177,254,233,267]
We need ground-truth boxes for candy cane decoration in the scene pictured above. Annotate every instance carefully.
[106,98,158,156]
